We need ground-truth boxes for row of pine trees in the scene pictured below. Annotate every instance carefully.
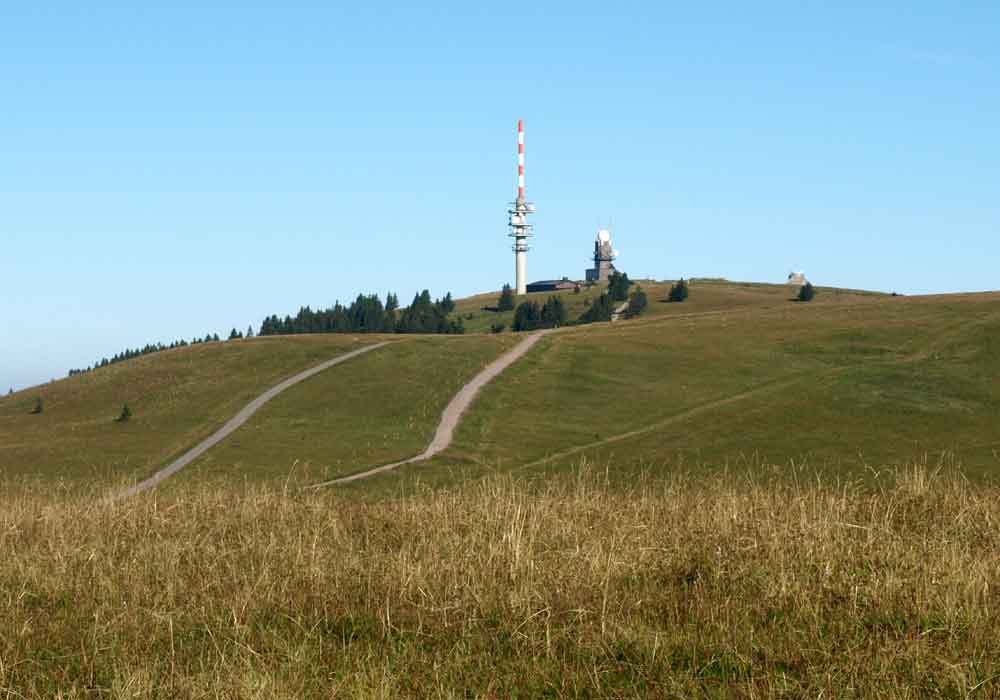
[67,332,248,377]
[257,291,460,336]
[503,271,649,331]
[66,290,460,377]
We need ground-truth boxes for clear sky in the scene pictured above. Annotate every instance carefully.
[3,2,998,391]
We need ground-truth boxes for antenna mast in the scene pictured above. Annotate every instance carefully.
[508,119,534,295]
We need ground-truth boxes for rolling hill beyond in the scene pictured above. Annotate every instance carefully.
[2,280,998,493]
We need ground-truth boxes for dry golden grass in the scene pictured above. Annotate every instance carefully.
[2,462,999,698]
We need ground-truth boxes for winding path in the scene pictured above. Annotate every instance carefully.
[309,330,552,487]
[112,342,389,500]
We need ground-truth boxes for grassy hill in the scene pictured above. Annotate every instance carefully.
[0,334,514,489]
[5,279,1000,697]
[369,282,1000,491]
[3,280,999,493]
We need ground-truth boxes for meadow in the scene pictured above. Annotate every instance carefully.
[3,281,1000,697]
[392,286,1000,493]
[1,463,998,697]
[4,281,998,496]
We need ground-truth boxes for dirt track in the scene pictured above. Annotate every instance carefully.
[310,330,551,487]
[112,342,389,500]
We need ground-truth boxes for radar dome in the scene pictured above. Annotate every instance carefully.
[597,229,611,243]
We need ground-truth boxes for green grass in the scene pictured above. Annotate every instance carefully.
[349,288,1000,494]
[451,277,884,334]
[184,334,517,485]
[0,335,374,486]
[4,281,998,495]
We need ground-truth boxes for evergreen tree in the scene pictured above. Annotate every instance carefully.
[579,293,614,323]
[668,279,689,303]
[540,296,567,327]
[228,328,240,340]
[513,301,542,331]
[626,286,648,318]
[115,403,132,423]
[246,325,254,338]
[437,292,455,313]
[608,271,632,302]
[497,284,515,311]
[798,282,816,302]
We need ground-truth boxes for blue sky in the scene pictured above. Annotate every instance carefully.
[3,2,998,390]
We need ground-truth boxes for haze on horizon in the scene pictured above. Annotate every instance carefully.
[3,2,998,391]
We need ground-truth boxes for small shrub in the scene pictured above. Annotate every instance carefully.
[30,397,43,415]
[798,282,816,302]
[668,279,689,303]
[490,322,506,334]
[626,286,648,318]
[115,404,132,423]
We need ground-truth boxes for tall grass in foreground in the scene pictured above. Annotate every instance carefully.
[2,464,999,698]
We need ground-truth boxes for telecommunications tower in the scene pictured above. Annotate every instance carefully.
[508,119,534,295]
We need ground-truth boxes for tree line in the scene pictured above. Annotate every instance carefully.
[66,289,461,377]
[257,290,461,336]
[67,332,240,377]
[504,271,650,331]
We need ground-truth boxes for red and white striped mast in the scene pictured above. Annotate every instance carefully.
[508,118,534,295]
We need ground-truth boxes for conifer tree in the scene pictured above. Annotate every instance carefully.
[498,284,515,312]
[608,271,632,302]
[540,296,567,327]
[668,279,689,303]
[115,403,132,423]
[798,282,816,302]
[626,286,648,318]
[513,301,542,331]
[437,292,455,313]
[579,293,613,323]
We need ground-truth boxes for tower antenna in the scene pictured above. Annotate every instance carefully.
[508,119,534,295]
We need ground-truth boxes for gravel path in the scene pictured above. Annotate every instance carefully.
[112,342,389,500]
[310,330,551,487]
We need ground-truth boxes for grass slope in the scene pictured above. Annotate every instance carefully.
[185,334,517,485]
[0,336,372,486]
[354,285,1000,493]
[5,280,998,493]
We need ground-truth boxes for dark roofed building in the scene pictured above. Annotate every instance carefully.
[526,277,579,293]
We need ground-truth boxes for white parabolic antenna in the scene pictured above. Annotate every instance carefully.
[597,229,611,243]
